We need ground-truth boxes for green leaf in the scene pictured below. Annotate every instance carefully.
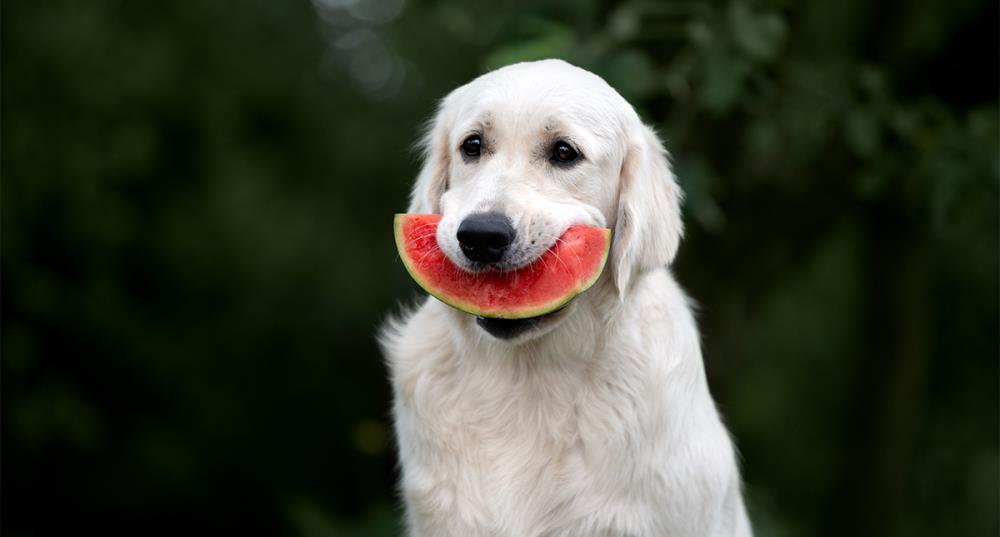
[698,44,750,113]
[844,108,881,157]
[729,1,787,62]
[482,20,575,72]
[598,49,659,101]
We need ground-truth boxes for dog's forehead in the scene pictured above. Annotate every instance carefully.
[462,63,625,116]
[481,62,612,98]
[448,61,633,150]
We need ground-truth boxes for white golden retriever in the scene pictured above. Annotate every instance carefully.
[381,59,751,537]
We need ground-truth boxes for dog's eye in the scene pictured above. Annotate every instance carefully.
[462,135,482,157]
[552,141,578,163]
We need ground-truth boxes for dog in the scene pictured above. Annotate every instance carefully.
[380,59,751,537]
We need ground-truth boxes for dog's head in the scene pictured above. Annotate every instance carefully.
[409,59,683,342]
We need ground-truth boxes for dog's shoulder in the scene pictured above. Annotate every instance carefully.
[618,269,699,344]
[378,295,461,387]
[377,295,426,356]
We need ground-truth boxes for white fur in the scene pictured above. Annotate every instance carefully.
[381,59,751,537]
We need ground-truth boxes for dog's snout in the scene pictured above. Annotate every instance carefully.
[457,213,515,264]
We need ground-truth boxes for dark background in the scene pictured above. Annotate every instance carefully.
[3,1,997,536]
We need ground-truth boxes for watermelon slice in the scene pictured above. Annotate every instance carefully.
[394,213,611,319]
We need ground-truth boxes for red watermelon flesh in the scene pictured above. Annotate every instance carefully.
[394,213,611,319]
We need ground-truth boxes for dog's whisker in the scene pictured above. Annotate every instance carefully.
[403,228,440,243]
[555,236,585,270]
[547,238,574,273]
[413,244,442,266]
[409,229,440,240]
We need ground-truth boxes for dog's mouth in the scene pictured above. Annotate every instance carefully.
[475,304,568,340]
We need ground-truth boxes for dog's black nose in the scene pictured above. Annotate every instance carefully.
[457,213,515,264]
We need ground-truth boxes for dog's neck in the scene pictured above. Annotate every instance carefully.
[449,275,624,367]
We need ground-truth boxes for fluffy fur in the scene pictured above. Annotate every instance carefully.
[380,59,751,537]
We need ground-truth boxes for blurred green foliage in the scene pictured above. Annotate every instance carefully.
[3,1,997,536]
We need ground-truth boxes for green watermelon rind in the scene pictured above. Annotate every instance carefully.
[393,213,611,320]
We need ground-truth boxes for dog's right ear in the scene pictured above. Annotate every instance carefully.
[407,98,455,214]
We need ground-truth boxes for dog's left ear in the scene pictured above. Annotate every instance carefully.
[611,124,684,297]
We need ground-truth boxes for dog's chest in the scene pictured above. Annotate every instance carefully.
[396,355,649,535]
